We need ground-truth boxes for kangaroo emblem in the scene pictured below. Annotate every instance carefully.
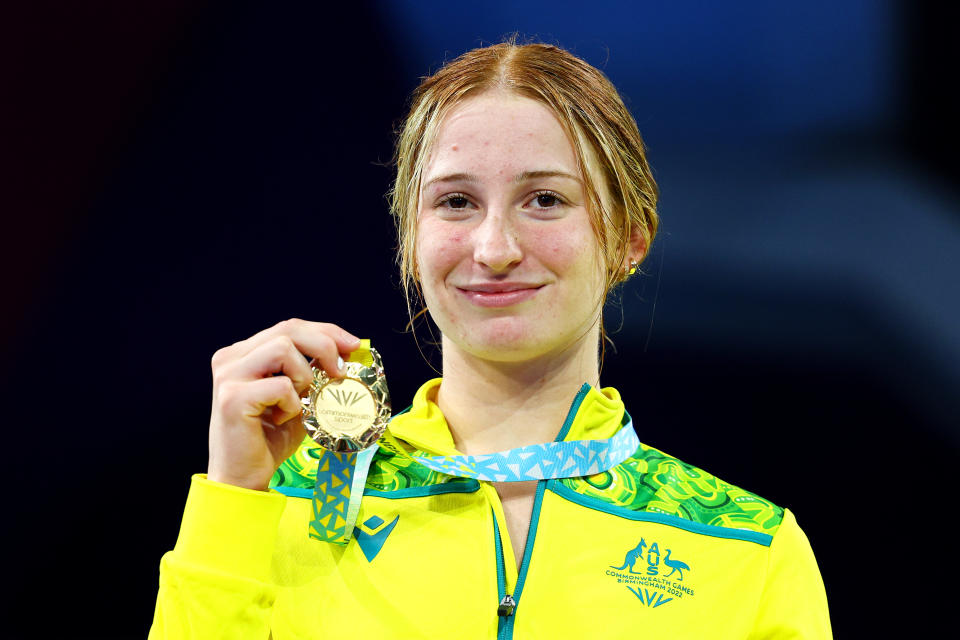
[610,538,647,573]
[663,549,691,580]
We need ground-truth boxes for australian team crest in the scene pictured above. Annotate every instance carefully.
[605,538,695,608]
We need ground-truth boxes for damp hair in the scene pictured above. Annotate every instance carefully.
[388,40,659,347]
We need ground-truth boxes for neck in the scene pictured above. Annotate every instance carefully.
[437,333,600,456]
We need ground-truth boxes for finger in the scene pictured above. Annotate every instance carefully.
[214,319,361,368]
[263,411,306,465]
[264,405,304,430]
[249,379,303,426]
[215,335,315,392]
[247,330,342,382]
[218,376,302,427]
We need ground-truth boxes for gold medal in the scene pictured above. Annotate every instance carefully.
[301,340,391,452]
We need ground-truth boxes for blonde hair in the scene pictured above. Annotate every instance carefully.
[389,41,659,337]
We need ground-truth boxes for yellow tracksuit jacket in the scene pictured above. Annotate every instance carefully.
[150,379,831,638]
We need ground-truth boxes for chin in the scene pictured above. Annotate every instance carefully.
[444,319,541,360]
[467,343,544,363]
[450,321,589,365]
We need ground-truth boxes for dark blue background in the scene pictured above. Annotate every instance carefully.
[6,1,958,637]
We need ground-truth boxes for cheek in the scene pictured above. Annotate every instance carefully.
[416,224,468,280]
[531,226,600,276]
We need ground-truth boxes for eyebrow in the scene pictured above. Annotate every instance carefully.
[423,170,581,189]
[513,170,582,184]
[423,172,480,189]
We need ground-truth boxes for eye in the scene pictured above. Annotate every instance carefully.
[527,190,566,211]
[436,193,473,210]
[535,193,560,208]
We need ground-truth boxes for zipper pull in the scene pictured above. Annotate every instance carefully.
[497,594,516,617]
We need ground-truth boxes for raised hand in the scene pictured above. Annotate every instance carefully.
[206,319,360,491]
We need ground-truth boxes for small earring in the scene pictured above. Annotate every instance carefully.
[627,260,639,276]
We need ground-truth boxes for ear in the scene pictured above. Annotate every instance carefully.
[623,225,648,273]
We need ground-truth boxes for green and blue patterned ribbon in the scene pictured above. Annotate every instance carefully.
[308,445,377,544]
[412,420,638,481]
[310,420,638,545]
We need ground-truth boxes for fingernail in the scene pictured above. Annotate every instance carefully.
[337,356,345,373]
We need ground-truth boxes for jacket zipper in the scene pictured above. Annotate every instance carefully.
[494,480,548,639]
[492,515,510,637]
[492,386,588,638]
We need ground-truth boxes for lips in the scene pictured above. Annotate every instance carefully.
[456,283,544,308]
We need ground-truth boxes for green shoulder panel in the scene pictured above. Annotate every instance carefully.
[557,442,784,536]
[270,435,325,490]
[270,436,471,492]
[365,445,474,492]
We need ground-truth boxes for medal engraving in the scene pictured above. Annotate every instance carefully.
[302,346,390,452]
[314,379,377,438]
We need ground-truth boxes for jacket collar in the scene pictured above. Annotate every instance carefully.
[387,378,626,456]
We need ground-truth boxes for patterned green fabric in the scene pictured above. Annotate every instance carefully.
[557,442,783,535]
[365,445,474,492]
[273,435,783,537]
[270,435,471,492]
[270,435,325,491]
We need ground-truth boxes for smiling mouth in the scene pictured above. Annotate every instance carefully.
[456,284,545,308]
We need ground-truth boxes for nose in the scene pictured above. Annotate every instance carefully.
[472,209,523,273]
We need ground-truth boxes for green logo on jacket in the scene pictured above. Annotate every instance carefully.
[607,538,695,608]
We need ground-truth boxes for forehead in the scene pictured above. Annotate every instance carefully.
[422,92,580,183]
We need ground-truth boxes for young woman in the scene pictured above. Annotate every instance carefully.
[151,42,831,638]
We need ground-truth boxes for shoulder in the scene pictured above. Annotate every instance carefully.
[556,440,785,540]
[270,435,470,495]
[365,442,472,493]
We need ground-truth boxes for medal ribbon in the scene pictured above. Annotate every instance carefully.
[403,419,637,481]
[310,411,639,545]
[308,445,377,544]
[307,342,378,545]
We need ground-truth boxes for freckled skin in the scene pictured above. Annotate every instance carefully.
[416,92,606,364]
